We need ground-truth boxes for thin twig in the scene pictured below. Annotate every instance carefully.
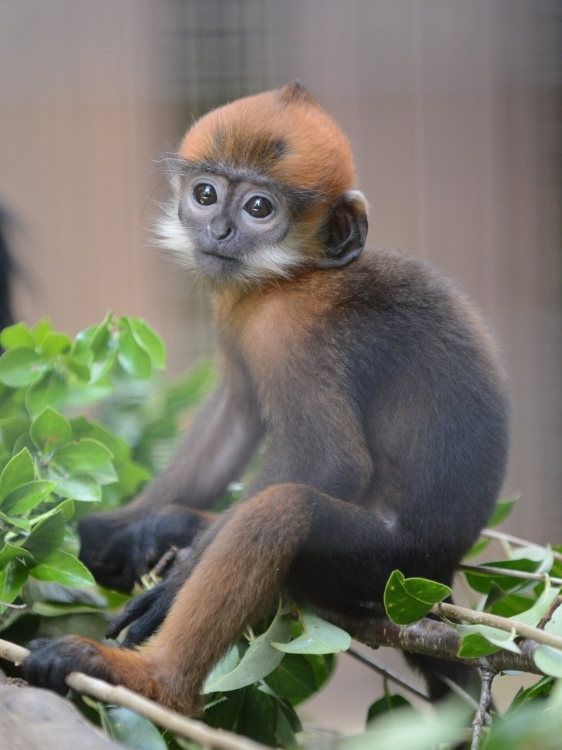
[537,595,562,630]
[0,601,26,609]
[482,529,562,563]
[471,668,494,750]
[432,602,562,650]
[347,647,430,701]
[458,564,562,586]
[0,638,268,750]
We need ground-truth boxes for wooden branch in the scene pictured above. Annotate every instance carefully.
[471,669,494,750]
[433,602,562,651]
[325,612,544,675]
[458,564,562,587]
[481,529,562,563]
[0,638,268,750]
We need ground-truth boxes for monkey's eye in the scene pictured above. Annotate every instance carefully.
[193,184,218,206]
[243,196,273,219]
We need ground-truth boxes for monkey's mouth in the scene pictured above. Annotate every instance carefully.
[200,249,240,264]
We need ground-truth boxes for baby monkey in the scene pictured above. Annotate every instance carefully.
[25,83,510,713]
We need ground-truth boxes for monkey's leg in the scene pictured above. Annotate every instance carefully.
[25,484,317,714]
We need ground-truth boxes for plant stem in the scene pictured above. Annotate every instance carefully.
[458,563,562,586]
[471,668,494,750]
[432,602,562,650]
[482,529,562,563]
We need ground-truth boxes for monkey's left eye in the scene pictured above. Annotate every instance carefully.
[193,184,218,205]
[243,196,273,218]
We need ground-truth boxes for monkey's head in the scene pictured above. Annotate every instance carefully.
[159,83,368,287]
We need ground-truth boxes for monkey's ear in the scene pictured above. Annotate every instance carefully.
[318,190,368,269]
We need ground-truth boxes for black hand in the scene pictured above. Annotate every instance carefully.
[78,505,209,592]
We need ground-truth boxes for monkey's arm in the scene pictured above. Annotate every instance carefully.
[78,356,264,591]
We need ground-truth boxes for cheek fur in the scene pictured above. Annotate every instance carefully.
[154,202,198,270]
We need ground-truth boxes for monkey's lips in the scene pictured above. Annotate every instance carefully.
[195,247,244,280]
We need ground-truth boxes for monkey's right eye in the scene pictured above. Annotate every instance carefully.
[193,184,218,206]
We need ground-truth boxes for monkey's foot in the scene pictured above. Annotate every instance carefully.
[23,636,202,715]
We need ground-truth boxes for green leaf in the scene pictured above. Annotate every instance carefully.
[102,706,166,750]
[51,438,113,472]
[1,480,56,514]
[0,449,35,502]
[88,313,113,362]
[264,653,319,703]
[273,606,351,654]
[25,369,67,417]
[512,586,560,627]
[0,322,35,349]
[203,614,293,693]
[0,559,28,610]
[384,570,452,625]
[457,625,519,656]
[131,319,166,369]
[48,470,102,502]
[0,543,33,567]
[0,417,31,453]
[117,318,152,380]
[40,332,72,358]
[0,347,43,387]
[488,496,519,527]
[85,463,118,485]
[23,510,66,558]
[114,460,151,498]
[0,510,31,531]
[367,692,413,723]
[505,675,555,715]
[464,558,543,594]
[30,407,72,452]
[69,415,130,463]
[71,325,97,365]
[29,549,95,588]
[30,318,53,346]
[534,645,562,678]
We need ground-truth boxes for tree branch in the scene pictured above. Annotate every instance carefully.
[0,638,268,750]
[347,647,430,701]
[458,564,562,587]
[481,529,562,563]
[433,601,562,651]
[471,669,494,750]
[325,612,544,675]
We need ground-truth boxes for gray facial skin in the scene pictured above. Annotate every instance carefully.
[178,173,292,281]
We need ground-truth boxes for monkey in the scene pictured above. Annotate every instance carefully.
[24,83,510,715]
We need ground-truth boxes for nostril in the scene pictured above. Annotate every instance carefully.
[216,226,232,240]
[210,217,233,241]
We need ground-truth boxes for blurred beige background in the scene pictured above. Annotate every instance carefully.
[1,0,561,732]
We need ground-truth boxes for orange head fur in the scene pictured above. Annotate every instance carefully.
[178,83,356,202]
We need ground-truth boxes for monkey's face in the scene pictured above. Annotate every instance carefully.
[175,172,299,285]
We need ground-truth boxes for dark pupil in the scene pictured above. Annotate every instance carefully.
[244,196,273,218]
[194,184,217,205]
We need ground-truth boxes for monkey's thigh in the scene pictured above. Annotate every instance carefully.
[284,496,404,615]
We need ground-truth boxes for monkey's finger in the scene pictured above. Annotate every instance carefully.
[106,588,158,639]
[122,604,168,646]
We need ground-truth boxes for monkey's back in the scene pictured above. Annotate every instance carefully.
[332,247,510,563]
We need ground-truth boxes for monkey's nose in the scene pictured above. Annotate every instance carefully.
[210,218,233,241]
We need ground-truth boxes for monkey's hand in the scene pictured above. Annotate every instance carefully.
[106,579,176,645]
[78,504,210,592]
